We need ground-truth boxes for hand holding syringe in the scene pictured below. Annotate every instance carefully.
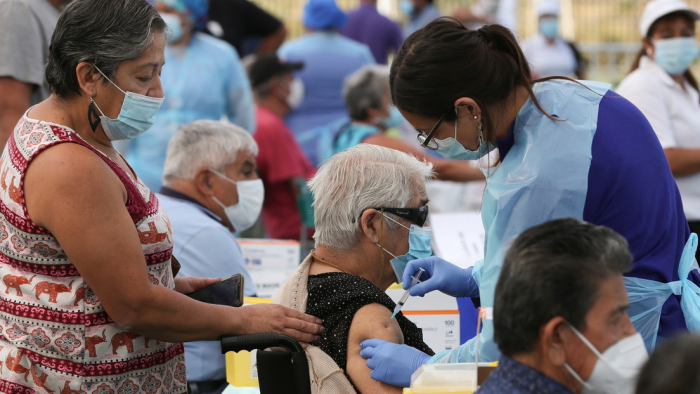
[391,268,425,319]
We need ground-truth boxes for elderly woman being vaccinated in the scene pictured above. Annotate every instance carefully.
[275,144,434,393]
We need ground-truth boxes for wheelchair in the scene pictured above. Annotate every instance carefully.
[221,333,311,394]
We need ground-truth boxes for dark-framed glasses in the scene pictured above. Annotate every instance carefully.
[416,112,447,150]
[354,205,429,227]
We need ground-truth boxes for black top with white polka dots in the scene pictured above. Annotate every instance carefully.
[306,272,435,388]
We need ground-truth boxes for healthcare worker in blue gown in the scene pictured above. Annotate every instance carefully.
[358,17,700,389]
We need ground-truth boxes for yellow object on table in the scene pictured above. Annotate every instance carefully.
[224,297,273,388]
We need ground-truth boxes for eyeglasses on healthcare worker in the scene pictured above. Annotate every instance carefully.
[618,0,700,263]
[357,16,700,390]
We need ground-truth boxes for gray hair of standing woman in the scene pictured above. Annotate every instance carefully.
[635,334,700,394]
[343,65,390,121]
[45,0,167,98]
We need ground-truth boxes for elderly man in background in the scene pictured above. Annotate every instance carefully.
[0,0,71,149]
[158,120,260,394]
[477,218,647,394]
[278,0,374,163]
[249,54,316,240]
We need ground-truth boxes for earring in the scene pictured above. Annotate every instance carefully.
[476,122,484,147]
[87,99,101,132]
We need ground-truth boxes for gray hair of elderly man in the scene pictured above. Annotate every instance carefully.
[343,65,391,121]
[162,120,258,184]
[46,0,166,98]
[309,144,434,250]
[493,218,632,357]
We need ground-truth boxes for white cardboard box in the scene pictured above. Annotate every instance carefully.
[238,239,300,271]
[386,288,461,353]
[237,239,301,299]
[248,269,296,299]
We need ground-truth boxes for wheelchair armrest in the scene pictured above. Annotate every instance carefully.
[221,333,305,354]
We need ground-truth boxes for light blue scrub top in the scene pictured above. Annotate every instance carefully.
[158,193,256,382]
[332,122,380,156]
[127,32,255,190]
[278,32,374,162]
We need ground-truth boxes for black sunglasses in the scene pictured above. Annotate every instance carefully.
[417,112,448,150]
[354,206,429,227]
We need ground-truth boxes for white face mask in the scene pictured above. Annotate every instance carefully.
[285,78,305,110]
[564,324,648,394]
[209,169,265,233]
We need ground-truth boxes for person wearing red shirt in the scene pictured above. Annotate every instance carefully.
[250,54,316,240]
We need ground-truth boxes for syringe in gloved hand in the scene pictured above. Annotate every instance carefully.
[391,268,425,319]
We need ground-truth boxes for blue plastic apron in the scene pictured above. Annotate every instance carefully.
[428,80,700,363]
[625,233,700,350]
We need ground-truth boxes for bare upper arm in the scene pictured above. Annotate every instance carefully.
[0,77,33,147]
[346,303,404,394]
[0,77,32,109]
[24,143,156,327]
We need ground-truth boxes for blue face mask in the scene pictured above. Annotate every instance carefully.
[539,18,559,39]
[90,66,164,141]
[378,214,433,284]
[160,13,184,43]
[382,106,406,129]
[654,37,699,76]
[400,0,414,16]
[434,109,495,160]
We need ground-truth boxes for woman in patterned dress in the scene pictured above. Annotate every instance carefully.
[0,1,323,393]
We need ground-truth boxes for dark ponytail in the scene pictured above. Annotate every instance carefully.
[390,17,564,143]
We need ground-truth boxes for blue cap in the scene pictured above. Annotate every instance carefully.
[303,0,347,30]
[158,0,209,29]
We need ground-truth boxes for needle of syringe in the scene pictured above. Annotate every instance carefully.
[391,268,425,319]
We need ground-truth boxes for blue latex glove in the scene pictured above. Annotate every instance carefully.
[402,256,479,298]
[360,339,431,388]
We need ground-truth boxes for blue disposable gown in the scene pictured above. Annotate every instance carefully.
[430,80,700,363]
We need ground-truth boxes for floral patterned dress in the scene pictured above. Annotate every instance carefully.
[0,115,186,394]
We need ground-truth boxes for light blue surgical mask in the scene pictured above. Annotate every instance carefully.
[160,13,184,44]
[434,109,495,161]
[90,66,164,141]
[382,106,406,129]
[539,18,559,39]
[653,37,699,76]
[400,0,414,16]
[377,214,433,284]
